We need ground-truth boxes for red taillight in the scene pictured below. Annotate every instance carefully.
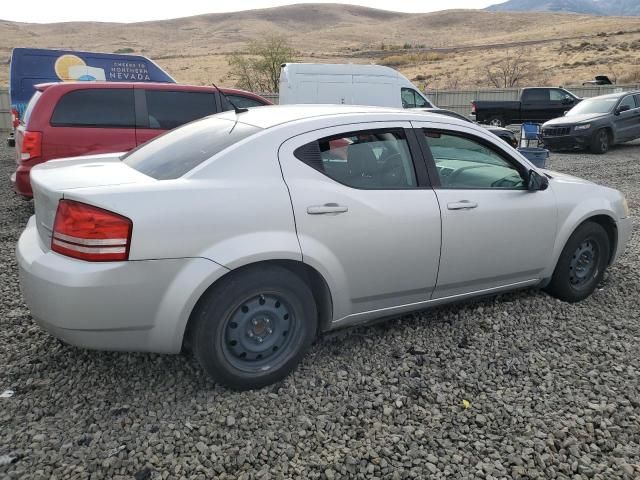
[471,101,476,114]
[20,131,42,162]
[51,200,132,262]
[11,108,19,128]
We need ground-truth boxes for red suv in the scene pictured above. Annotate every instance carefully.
[13,82,271,197]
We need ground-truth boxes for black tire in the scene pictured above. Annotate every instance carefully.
[590,129,610,154]
[192,265,317,390]
[544,222,610,303]
[488,116,506,128]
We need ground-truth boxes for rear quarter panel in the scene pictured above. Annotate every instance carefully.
[61,131,302,267]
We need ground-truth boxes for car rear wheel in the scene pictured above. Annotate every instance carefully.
[544,222,610,303]
[488,116,505,128]
[192,265,317,390]
[590,129,610,154]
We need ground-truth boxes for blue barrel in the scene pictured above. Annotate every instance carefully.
[517,147,549,168]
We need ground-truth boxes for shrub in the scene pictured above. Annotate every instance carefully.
[113,47,135,54]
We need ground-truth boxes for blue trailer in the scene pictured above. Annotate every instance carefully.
[7,47,175,145]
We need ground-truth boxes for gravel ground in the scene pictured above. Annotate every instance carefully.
[1,140,639,480]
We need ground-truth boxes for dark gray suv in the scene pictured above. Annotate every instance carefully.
[541,91,640,154]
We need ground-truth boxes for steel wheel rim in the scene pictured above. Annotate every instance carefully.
[569,239,599,287]
[222,293,296,371]
[490,118,502,127]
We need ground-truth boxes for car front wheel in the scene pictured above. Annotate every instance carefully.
[192,265,317,390]
[544,221,610,303]
[590,129,610,154]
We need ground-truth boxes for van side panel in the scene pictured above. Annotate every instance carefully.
[9,47,175,119]
[353,74,400,108]
[279,63,429,108]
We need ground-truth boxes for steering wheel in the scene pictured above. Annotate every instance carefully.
[491,174,524,188]
[378,153,406,185]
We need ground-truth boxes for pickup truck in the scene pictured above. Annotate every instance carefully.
[471,87,581,127]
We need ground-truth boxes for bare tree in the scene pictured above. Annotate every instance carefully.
[227,35,297,93]
[486,49,533,88]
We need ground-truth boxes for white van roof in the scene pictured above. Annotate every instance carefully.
[281,63,406,79]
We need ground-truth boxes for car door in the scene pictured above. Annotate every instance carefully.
[278,122,442,322]
[134,88,218,145]
[411,122,557,299]
[613,94,640,141]
[520,89,550,122]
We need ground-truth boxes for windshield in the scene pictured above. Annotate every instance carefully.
[122,116,261,180]
[567,97,617,116]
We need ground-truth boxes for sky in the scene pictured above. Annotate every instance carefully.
[1,0,502,23]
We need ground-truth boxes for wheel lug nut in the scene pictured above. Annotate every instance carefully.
[247,331,254,338]
[266,328,273,335]
[256,337,263,343]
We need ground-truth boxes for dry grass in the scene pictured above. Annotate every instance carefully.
[1,4,640,90]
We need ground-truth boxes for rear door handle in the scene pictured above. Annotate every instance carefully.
[447,200,478,210]
[307,203,349,215]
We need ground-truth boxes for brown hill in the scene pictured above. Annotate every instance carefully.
[1,3,640,89]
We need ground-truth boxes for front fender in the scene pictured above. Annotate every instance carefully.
[542,198,618,279]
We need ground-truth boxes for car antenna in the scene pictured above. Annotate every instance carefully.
[211,81,248,114]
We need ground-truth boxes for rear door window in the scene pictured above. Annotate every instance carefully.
[122,117,261,179]
[145,90,217,129]
[523,89,549,102]
[50,89,135,127]
[294,128,417,189]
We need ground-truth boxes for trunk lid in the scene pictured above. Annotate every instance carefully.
[30,155,154,249]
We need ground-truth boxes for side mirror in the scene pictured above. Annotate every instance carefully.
[561,97,574,105]
[527,169,549,192]
[616,104,631,115]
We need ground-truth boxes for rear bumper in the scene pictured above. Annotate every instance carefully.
[12,164,34,197]
[17,216,229,353]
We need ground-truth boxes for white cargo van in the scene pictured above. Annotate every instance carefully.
[279,63,434,109]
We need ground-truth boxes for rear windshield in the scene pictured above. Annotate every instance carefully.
[22,91,42,126]
[122,117,261,179]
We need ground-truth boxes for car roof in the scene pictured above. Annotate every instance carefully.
[33,81,262,98]
[587,90,640,100]
[214,104,473,130]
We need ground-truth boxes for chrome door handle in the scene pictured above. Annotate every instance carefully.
[447,200,478,210]
[307,203,349,215]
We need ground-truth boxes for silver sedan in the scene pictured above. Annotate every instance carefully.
[17,105,632,389]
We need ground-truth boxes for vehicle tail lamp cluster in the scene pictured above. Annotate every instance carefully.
[11,108,20,129]
[51,200,132,262]
[20,131,42,162]
[471,101,477,114]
